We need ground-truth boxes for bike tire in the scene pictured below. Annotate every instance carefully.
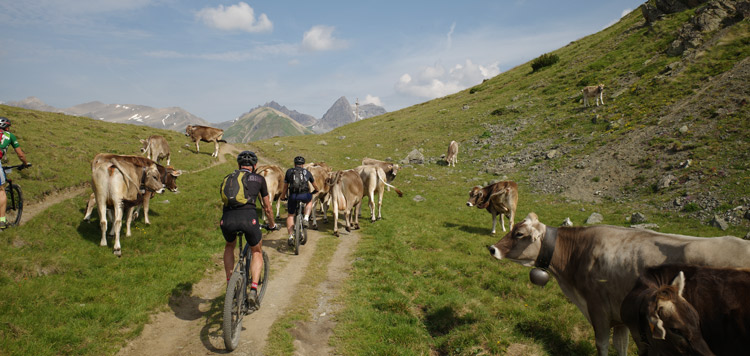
[256,251,270,304]
[294,213,302,255]
[223,269,246,351]
[5,183,23,226]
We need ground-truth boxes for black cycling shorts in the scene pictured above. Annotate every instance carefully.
[287,192,312,214]
[220,209,262,247]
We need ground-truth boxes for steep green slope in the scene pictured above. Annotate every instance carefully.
[223,107,313,143]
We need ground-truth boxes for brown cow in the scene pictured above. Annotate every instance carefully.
[446,140,458,167]
[361,157,399,189]
[325,169,363,237]
[90,153,165,256]
[139,135,171,166]
[487,213,750,356]
[354,165,403,222]
[582,84,605,107]
[622,264,750,356]
[466,181,518,234]
[84,159,182,235]
[185,125,226,158]
[304,162,333,229]
[256,164,284,221]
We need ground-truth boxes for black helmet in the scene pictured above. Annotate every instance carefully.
[0,117,10,130]
[237,151,258,166]
[294,156,305,165]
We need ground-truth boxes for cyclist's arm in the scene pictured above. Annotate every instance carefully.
[13,147,28,166]
[260,194,276,229]
[310,181,319,193]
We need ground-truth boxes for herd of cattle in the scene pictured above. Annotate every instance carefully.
[83,124,748,355]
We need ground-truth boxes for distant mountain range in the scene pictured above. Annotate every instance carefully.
[3,96,386,142]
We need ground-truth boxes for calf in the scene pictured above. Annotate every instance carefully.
[325,169,363,237]
[90,154,165,256]
[467,181,518,233]
[354,165,403,222]
[185,124,226,158]
[446,140,458,167]
[487,213,750,356]
[139,135,171,166]
[361,157,399,190]
[582,84,605,107]
[256,164,284,221]
[622,264,750,356]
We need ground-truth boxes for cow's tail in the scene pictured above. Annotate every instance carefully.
[218,139,227,143]
[376,169,403,197]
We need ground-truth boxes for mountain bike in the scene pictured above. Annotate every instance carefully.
[291,200,309,255]
[223,223,277,351]
[3,164,31,227]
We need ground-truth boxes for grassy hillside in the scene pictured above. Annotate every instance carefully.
[253,6,749,356]
[223,107,313,143]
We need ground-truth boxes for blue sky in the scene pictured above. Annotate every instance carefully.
[0,1,644,123]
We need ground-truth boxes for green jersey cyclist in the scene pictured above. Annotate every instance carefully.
[0,117,29,229]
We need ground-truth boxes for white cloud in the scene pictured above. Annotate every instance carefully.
[301,25,348,52]
[395,59,499,99]
[196,2,272,33]
[362,95,383,106]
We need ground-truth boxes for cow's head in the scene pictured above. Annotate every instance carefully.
[143,165,165,194]
[139,138,148,153]
[644,272,714,356]
[487,213,545,266]
[466,186,484,208]
[184,125,194,136]
[387,163,399,180]
[163,167,182,192]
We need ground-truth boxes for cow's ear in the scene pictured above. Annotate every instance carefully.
[648,311,667,340]
[530,226,543,242]
[671,271,686,297]
[171,170,183,177]
[140,139,145,143]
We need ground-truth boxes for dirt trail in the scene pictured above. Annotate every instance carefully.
[115,148,360,356]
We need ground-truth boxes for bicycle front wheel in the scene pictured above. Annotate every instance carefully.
[223,270,246,351]
[5,183,23,226]
[255,251,270,305]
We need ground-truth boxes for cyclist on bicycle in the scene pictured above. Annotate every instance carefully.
[279,156,318,247]
[220,151,277,306]
[0,117,29,229]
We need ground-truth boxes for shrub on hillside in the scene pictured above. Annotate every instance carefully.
[531,53,559,72]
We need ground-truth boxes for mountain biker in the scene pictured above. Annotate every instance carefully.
[279,156,318,247]
[220,151,277,306]
[0,117,29,229]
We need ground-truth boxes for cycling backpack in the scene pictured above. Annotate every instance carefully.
[289,167,308,194]
[220,170,249,208]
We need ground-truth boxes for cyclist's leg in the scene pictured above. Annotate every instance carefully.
[249,242,263,284]
[286,195,297,236]
[220,214,241,281]
[0,165,6,222]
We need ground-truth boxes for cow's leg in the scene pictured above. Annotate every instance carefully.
[125,206,135,237]
[588,307,613,356]
[112,203,123,257]
[354,200,361,229]
[332,197,340,237]
[107,209,116,236]
[368,190,376,222]
[213,140,219,158]
[599,92,604,106]
[97,197,109,247]
[345,202,353,233]
[376,188,384,220]
[490,211,497,234]
[500,213,506,232]
[310,195,318,229]
[612,325,629,356]
[83,192,96,221]
[166,153,171,166]
[143,194,151,225]
[195,140,200,153]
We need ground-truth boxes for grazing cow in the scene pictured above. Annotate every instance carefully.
[582,84,605,107]
[486,212,750,356]
[446,140,458,167]
[90,154,165,256]
[304,162,333,229]
[84,159,182,235]
[466,181,518,234]
[139,135,171,166]
[184,125,226,158]
[325,169,363,237]
[354,165,403,222]
[256,164,284,221]
[622,264,750,356]
[361,157,400,190]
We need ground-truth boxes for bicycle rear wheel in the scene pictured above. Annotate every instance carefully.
[223,269,246,351]
[5,183,23,226]
[293,213,302,255]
